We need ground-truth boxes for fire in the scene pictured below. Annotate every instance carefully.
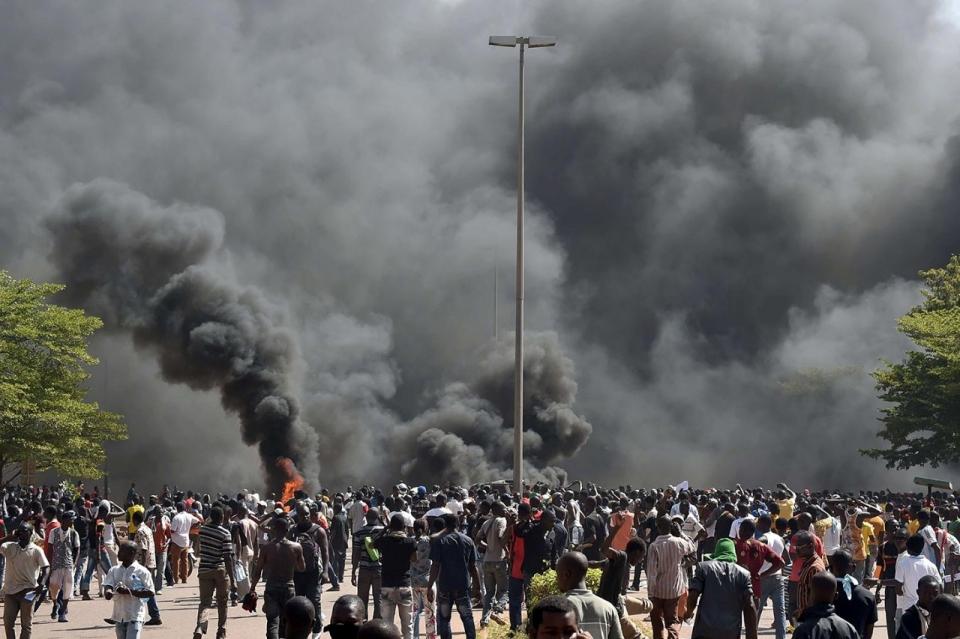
[276,457,304,511]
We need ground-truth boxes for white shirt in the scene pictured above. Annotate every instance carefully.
[919,525,939,566]
[895,553,941,611]
[170,511,196,548]
[821,517,842,556]
[759,531,786,575]
[425,507,453,518]
[671,503,699,522]
[103,561,155,622]
[446,499,463,515]
[389,511,416,528]
[730,516,755,539]
[348,501,368,533]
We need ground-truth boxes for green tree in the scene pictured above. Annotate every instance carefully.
[0,271,126,485]
[863,255,960,469]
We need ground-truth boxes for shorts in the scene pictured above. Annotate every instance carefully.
[49,567,75,600]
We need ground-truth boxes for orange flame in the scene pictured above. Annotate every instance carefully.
[276,457,304,511]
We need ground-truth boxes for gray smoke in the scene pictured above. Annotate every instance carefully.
[1,1,959,491]
[45,179,319,491]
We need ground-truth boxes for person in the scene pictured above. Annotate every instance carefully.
[520,508,564,579]
[131,510,162,627]
[597,521,647,616]
[194,506,232,639]
[917,511,943,570]
[829,549,877,639]
[359,620,403,639]
[47,510,81,622]
[477,501,510,627]
[775,484,797,523]
[104,540,155,639]
[756,513,789,639]
[557,551,623,639]
[284,595,317,639]
[580,496,609,563]
[795,531,827,620]
[147,505,171,595]
[792,571,859,639]
[509,503,530,630]
[647,515,697,639]
[251,516,306,639]
[428,513,482,639]
[895,534,941,629]
[850,511,878,583]
[880,527,909,639]
[235,503,259,583]
[374,513,417,639]
[735,518,784,610]
[924,594,960,639]
[525,595,590,639]
[410,518,438,639]
[170,501,199,584]
[326,594,366,639]
[684,538,757,639]
[897,575,941,639]
[609,498,635,552]
[1,522,50,639]
[353,508,385,620]
[330,502,350,587]
[292,503,327,639]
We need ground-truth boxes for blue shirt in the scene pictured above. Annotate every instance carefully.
[430,531,477,594]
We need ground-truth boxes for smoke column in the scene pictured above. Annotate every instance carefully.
[45,179,319,491]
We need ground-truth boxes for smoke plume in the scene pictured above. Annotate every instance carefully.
[45,179,319,491]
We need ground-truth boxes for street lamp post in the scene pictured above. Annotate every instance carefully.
[489,35,557,496]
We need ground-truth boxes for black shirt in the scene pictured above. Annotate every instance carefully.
[794,604,860,639]
[520,523,559,575]
[374,533,416,587]
[833,583,878,639]
[897,605,929,639]
[598,549,627,613]
[582,514,607,561]
[330,512,350,551]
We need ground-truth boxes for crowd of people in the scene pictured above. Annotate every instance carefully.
[3,479,960,639]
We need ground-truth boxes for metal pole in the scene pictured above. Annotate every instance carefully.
[494,265,499,340]
[513,42,525,496]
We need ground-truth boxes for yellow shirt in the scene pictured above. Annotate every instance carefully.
[127,505,144,534]
[851,521,875,561]
[776,497,795,522]
[908,519,920,536]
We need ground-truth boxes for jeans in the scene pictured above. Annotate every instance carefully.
[154,548,168,591]
[412,586,437,639]
[147,593,161,622]
[195,566,228,636]
[332,548,347,581]
[80,546,113,593]
[0,555,4,591]
[72,546,87,591]
[264,582,295,639]
[854,559,867,583]
[381,586,414,639]
[481,561,508,623]
[357,567,382,619]
[326,559,340,588]
[758,574,786,639]
[3,592,33,639]
[508,576,525,630]
[885,586,897,639]
[650,596,681,639]
[114,620,143,639]
[437,590,475,639]
[294,570,324,633]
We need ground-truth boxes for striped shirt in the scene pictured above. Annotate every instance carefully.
[198,524,232,571]
[796,555,826,616]
[647,534,697,599]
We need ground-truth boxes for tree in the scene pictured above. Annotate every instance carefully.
[863,255,960,469]
[0,271,126,485]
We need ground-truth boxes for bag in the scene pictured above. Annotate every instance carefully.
[234,559,251,598]
[363,536,381,563]
[295,524,322,571]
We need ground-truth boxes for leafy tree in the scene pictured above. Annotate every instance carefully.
[864,256,960,469]
[0,271,126,485]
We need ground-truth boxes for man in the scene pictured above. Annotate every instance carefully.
[895,534,941,628]
[374,513,417,639]
[284,596,317,639]
[647,515,697,639]
[428,513,482,639]
[557,551,623,639]
[410,518,438,639]
[292,504,327,639]
[104,540,155,639]
[520,509,563,582]
[525,595,590,639]
[795,531,827,620]
[353,509,385,620]
[756,513,788,639]
[924,594,960,639]
[350,495,370,535]
[477,501,510,627]
[131,510,162,627]
[897,575,941,639]
[326,594,366,639]
[880,527,910,639]
[609,499,635,553]
[234,504,258,585]
[170,502,199,584]
[735,518,784,612]
[792,571,859,639]
[850,511,878,583]
[684,538,756,639]
[1,522,50,639]
[581,497,609,563]
[147,505,171,595]
[80,502,116,599]
[917,511,943,570]
[508,503,530,630]
[48,510,81,622]
[829,549,878,639]
[775,484,797,523]
[194,506,234,639]
[330,502,350,586]
[252,516,306,639]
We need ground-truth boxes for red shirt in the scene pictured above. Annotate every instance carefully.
[510,525,526,579]
[788,532,824,582]
[736,537,783,597]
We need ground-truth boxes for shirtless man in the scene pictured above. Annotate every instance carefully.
[251,517,306,639]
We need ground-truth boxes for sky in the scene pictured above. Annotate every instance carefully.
[3,0,960,493]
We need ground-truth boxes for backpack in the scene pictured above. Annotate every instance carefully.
[295,524,321,572]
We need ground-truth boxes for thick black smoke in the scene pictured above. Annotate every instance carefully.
[45,179,319,491]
